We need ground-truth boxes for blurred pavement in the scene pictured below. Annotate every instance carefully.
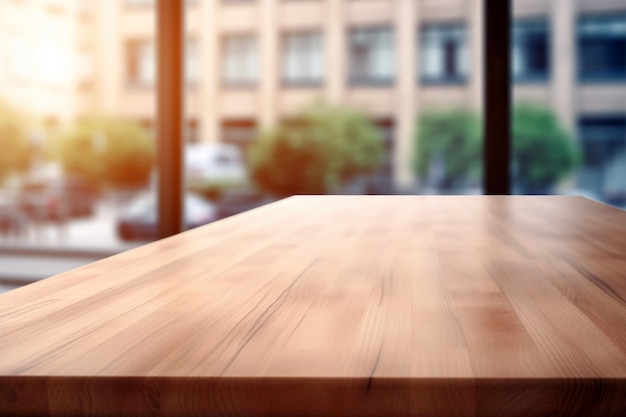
[0,201,140,293]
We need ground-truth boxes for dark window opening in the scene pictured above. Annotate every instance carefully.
[513,19,549,82]
[578,14,626,82]
[125,39,154,87]
[348,27,394,86]
[421,23,467,84]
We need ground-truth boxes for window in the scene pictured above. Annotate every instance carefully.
[578,14,626,82]
[222,35,258,87]
[348,26,394,86]
[579,116,626,205]
[513,19,549,82]
[125,38,196,87]
[125,39,155,87]
[420,23,468,84]
[222,119,257,155]
[282,32,323,86]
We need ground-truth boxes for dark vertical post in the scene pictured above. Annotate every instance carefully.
[157,0,184,239]
[484,0,511,195]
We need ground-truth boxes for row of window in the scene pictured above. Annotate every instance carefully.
[234,13,625,85]
[126,39,199,87]
[125,13,626,87]
[515,14,626,82]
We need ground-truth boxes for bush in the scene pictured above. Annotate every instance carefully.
[413,105,580,194]
[413,109,482,191]
[513,104,580,193]
[248,102,384,196]
[54,117,155,189]
[0,99,31,184]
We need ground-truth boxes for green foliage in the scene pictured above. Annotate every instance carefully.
[0,99,31,184]
[248,102,384,196]
[413,105,580,193]
[413,109,482,191]
[54,117,155,189]
[513,104,580,193]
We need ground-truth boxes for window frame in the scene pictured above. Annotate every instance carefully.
[220,33,259,89]
[154,0,513,236]
[512,17,551,84]
[419,21,469,86]
[347,25,395,87]
[124,37,156,89]
[280,30,325,88]
[577,12,626,84]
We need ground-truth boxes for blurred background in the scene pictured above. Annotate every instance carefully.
[0,0,624,291]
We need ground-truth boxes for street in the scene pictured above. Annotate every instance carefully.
[0,201,141,293]
[0,202,137,251]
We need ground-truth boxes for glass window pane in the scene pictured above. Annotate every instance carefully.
[420,24,468,83]
[349,27,394,85]
[183,0,483,217]
[0,0,158,292]
[223,35,258,85]
[282,32,323,85]
[511,2,626,209]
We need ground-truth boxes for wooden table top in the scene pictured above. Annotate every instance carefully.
[1,196,625,417]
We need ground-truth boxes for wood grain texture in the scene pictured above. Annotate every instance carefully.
[0,196,625,417]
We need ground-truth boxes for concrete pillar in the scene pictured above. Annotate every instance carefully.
[259,0,278,128]
[552,0,575,133]
[199,0,219,143]
[325,0,345,105]
[94,0,120,115]
[394,0,417,190]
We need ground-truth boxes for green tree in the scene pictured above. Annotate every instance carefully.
[248,102,384,196]
[513,104,580,193]
[54,117,155,189]
[413,109,482,191]
[0,99,31,184]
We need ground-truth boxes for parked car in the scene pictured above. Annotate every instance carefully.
[185,143,247,184]
[18,178,98,221]
[117,192,217,241]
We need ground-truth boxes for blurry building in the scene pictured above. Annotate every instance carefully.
[0,0,94,129]
[512,0,626,202]
[1,0,625,198]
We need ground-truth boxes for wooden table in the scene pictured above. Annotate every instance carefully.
[1,196,625,417]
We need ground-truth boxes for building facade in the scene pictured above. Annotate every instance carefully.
[1,0,625,200]
[0,0,94,128]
